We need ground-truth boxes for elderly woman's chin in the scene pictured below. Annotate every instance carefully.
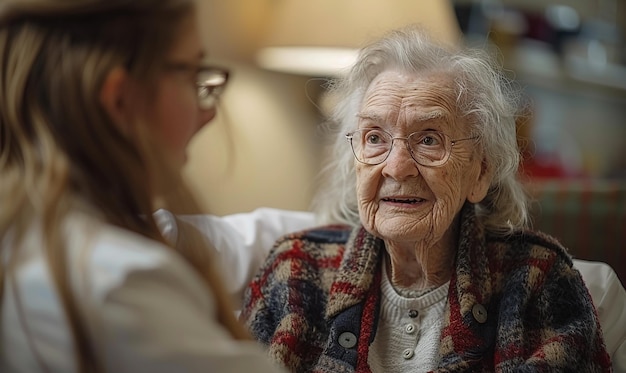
[362,199,455,238]
[364,213,441,244]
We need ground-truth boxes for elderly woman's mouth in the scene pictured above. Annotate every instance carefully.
[381,197,425,204]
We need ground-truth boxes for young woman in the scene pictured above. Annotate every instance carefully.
[0,1,285,372]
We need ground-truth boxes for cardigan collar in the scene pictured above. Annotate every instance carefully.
[325,226,384,318]
[451,202,494,320]
[437,203,497,370]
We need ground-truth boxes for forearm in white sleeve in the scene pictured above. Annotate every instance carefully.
[153,208,316,309]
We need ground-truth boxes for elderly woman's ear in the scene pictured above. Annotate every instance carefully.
[468,156,494,203]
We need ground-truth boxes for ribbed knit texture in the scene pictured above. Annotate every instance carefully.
[368,259,448,373]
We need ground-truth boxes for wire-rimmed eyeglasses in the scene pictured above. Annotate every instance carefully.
[345,128,478,167]
[163,62,230,110]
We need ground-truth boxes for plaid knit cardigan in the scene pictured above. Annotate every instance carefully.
[241,204,612,372]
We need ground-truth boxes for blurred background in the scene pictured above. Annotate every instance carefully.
[184,0,626,215]
[184,0,626,282]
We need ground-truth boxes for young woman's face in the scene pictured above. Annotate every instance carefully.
[150,13,216,167]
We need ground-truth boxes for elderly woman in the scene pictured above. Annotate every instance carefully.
[240,26,611,372]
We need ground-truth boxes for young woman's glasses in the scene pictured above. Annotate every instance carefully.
[164,62,230,109]
[345,128,478,167]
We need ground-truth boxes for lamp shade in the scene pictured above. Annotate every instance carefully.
[256,0,462,76]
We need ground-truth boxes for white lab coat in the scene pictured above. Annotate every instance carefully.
[0,211,286,373]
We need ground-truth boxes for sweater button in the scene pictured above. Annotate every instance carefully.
[405,323,416,334]
[408,309,419,318]
[472,304,488,324]
[402,348,414,359]
[338,332,357,349]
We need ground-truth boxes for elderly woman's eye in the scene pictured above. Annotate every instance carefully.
[418,133,443,146]
[421,135,438,146]
[365,132,385,144]
[366,135,378,144]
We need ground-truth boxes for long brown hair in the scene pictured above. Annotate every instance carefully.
[0,0,248,372]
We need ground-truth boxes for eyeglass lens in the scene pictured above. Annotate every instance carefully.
[197,69,228,109]
[348,128,451,166]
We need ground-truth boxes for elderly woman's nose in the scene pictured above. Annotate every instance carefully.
[381,142,419,179]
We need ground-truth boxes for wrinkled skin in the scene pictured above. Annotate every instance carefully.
[355,70,493,291]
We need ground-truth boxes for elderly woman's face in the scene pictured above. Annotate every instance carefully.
[355,70,490,246]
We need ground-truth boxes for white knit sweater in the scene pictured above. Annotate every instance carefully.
[368,260,449,373]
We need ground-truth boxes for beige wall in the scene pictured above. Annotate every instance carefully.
[180,1,325,215]
[182,63,322,215]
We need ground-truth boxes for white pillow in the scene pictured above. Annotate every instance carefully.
[573,259,626,372]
